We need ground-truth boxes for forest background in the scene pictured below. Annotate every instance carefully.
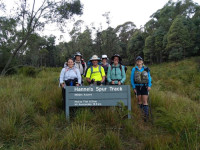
[0,0,200,76]
[1,0,200,149]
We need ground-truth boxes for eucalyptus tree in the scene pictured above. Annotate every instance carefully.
[69,20,84,52]
[76,28,93,61]
[114,21,136,62]
[24,33,47,67]
[0,0,83,76]
[143,35,155,64]
[128,30,145,65]
[192,5,200,55]
[167,16,190,60]
[0,17,17,71]
[153,27,167,63]
[101,27,122,59]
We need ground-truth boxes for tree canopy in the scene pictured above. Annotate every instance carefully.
[1,0,200,75]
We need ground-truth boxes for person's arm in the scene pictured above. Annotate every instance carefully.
[86,67,92,83]
[59,68,65,88]
[147,70,152,90]
[120,66,126,84]
[130,68,136,89]
[107,66,111,83]
[84,62,87,75]
[101,66,106,83]
[76,69,82,85]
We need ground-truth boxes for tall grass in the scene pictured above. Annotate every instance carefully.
[0,57,200,149]
[150,57,200,102]
[61,123,101,150]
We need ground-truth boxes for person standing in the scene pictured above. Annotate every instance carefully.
[60,58,81,110]
[86,55,105,85]
[101,55,110,85]
[130,56,152,121]
[73,52,87,85]
[107,54,126,85]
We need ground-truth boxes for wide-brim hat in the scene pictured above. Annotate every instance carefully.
[111,54,122,62]
[75,52,82,57]
[90,55,101,61]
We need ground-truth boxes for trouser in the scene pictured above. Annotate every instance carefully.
[61,78,78,111]
[102,78,108,85]
[62,87,66,111]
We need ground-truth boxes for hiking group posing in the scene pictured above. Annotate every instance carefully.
[59,52,152,121]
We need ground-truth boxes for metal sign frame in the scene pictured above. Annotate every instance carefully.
[65,85,131,120]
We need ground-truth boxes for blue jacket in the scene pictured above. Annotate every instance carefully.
[130,66,152,89]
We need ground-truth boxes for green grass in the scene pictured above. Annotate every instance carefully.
[0,57,200,149]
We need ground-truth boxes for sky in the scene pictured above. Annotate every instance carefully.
[2,0,200,43]
[44,0,199,43]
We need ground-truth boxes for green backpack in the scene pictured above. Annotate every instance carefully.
[134,67,149,84]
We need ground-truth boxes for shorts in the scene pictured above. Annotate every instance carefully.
[135,86,148,95]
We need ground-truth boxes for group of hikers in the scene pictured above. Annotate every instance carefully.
[59,52,152,121]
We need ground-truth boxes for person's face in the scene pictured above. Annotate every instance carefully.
[92,60,98,66]
[102,58,107,63]
[75,56,81,61]
[136,60,143,66]
[113,57,119,64]
[68,59,74,68]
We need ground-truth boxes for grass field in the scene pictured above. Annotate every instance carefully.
[0,57,200,149]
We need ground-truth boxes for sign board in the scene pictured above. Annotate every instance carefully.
[65,85,131,119]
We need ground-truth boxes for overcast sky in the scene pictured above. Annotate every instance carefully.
[2,0,200,42]
[45,0,199,43]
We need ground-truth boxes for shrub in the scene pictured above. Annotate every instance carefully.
[18,66,39,77]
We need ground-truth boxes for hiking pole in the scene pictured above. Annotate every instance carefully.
[148,92,153,124]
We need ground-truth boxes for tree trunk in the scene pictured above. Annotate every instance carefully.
[1,33,30,76]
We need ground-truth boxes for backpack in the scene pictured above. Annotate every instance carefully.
[58,67,77,87]
[90,65,102,79]
[101,63,109,74]
[124,66,127,73]
[134,67,149,84]
[81,59,85,70]
[110,61,127,74]
[110,63,126,76]
[73,57,86,73]
[64,67,77,77]
[85,61,101,77]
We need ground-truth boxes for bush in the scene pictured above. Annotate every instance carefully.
[18,66,39,77]
[5,67,18,75]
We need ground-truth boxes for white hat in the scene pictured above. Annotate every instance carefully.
[90,55,101,61]
[102,55,108,59]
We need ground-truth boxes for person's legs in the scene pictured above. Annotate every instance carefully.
[141,86,149,121]
[136,86,143,110]
[62,88,66,111]
[137,95,143,110]
[142,98,149,121]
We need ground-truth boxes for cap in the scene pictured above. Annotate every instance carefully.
[136,56,143,61]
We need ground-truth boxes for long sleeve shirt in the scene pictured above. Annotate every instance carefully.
[75,61,87,75]
[107,64,126,84]
[59,66,81,85]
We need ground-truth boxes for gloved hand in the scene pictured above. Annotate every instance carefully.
[97,81,102,85]
[91,79,95,84]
